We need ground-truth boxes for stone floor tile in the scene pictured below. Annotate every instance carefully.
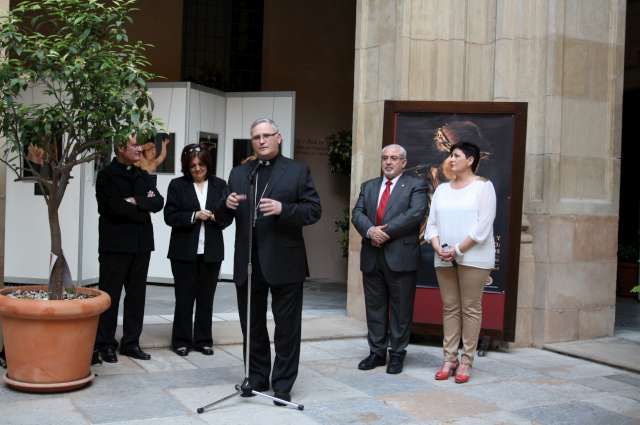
[72,386,189,423]
[92,353,148,376]
[538,362,628,380]
[143,366,241,390]
[303,358,438,396]
[514,400,638,425]
[213,312,238,321]
[183,347,244,369]
[448,378,599,411]
[445,410,537,425]
[607,373,640,388]
[218,343,275,362]
[304,396,415,425]
[299,342,344,362]
[380,389,498,423]
[304,338,365,359]
[144,315,173,324]
[573,375,640,393]
[292,366,370,403]
[494,349,587,370]
[0,397,87,425]
[100,416,209,425]
[617,389,640,402]
[582,392,640,420]
[128,348,198,373]
[470,357,546,381]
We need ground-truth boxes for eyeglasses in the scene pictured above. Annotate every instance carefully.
[381,155,404,161]
[251,132,278,142]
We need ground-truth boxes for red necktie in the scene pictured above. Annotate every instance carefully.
[376,180,392,225]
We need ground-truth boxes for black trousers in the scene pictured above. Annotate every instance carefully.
[170,256,220,349]
[236,255,303,394]
[362,248,416,357]
[95,252,151,351]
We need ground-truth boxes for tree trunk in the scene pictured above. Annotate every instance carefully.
[47,201,66,300]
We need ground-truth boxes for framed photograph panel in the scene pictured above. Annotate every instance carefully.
[382,101,527,341]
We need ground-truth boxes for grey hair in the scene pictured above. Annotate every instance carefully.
[382,144,407,159]
[250,118,279,133]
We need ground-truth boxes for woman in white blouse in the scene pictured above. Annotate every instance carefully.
[164,145,229,357]
[425,142,496,383]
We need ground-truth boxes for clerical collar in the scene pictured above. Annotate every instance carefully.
[113,158,135,172]
[258,154,280,167]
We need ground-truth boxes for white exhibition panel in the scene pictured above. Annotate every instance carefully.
[3,82,295,285]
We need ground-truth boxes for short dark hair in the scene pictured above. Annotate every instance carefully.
[180,144,212,178]
[450,141,481,172]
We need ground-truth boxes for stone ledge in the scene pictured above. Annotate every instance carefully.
[129,315,368,349]
[543,336,640,373]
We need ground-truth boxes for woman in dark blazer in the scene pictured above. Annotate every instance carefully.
[164,144,229,356]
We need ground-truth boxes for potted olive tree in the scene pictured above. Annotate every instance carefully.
[0,0,160,392]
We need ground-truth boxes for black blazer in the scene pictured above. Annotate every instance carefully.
[164,175,229,263]
[220,156,321,286]
[96,159,164,254]
[352,174,427,273]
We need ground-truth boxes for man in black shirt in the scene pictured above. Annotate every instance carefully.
[94,135,164,363]
[222,118,321,405]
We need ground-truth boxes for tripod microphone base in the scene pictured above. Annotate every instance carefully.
[196,380,305,412]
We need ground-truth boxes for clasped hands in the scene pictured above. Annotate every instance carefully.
[435,245,456,262]
[195,209,216,221]
[225,192,282,216]
[368,224,390,247]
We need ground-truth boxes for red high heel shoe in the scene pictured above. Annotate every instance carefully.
[454,363,471,383]
[434,360,458,380]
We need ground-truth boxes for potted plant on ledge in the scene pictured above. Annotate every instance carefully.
[0,0,160,392]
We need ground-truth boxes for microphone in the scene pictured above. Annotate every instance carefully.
[248,160,262,182]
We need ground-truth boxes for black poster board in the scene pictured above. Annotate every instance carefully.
[382,101,527,341]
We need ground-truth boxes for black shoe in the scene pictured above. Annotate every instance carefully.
[387,353,405,374]
[193,346,214,356]
[91,350,102,365]
[240,382,269,397]
[100,347,118,363]
[273,392,291,407]
[120,346,151,360]
[173,346,190,357]
[358,352,386,370]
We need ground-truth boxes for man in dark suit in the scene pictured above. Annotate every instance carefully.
[352,144,427,374]
[94,134,164,363]
[222,118,321,405]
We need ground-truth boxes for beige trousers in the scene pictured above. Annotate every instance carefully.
[435,265,490,366]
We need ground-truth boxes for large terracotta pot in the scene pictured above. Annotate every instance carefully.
[0,285,110,392]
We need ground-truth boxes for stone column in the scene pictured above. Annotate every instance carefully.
[348,0,626,345]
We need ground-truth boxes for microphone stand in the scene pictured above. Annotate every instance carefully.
[197,162,304,413]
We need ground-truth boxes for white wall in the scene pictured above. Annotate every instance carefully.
[3,83,295,285]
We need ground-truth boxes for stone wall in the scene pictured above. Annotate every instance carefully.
[348,0,626,345]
